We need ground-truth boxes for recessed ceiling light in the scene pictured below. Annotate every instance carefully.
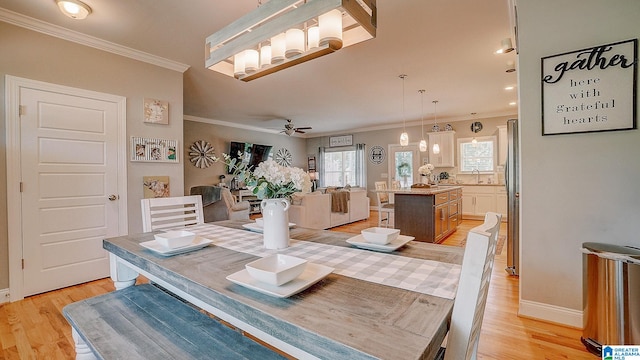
[509,101,517,106]
[56,0,92,20]
[505,86,515,91]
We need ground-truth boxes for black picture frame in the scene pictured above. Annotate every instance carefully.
[541,39,637,135]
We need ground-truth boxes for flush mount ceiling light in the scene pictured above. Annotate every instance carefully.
[418,89,427,152]
[399,74,409,146]
[205,0,377,82]
[56,0,92,20]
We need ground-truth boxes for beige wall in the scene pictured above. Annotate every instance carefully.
[306,115,514,205]
[0,22,184,290]
[183,120,307,194]
[516,0,640,325]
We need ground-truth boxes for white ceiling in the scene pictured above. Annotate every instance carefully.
[0,0,518,136]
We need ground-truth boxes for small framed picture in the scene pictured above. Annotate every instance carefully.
[143,98,169,124]
[131,137,178,163]
[143,176,170,198]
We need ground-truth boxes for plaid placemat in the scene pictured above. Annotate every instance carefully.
[186,224,461,300]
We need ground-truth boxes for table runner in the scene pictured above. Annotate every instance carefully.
[187,223,461,300]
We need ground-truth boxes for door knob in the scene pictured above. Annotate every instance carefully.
[108,195,118,201]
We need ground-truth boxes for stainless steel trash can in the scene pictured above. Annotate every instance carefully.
[581,242,640,356]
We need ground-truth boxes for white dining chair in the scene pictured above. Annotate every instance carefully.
[141,195,205,232]
[374,181,394,228]
[437,211,502,360]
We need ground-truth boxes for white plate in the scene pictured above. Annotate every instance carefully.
[346,234,414,252]
[140,237,213,256]
[242,222,296,233]
[226,262,334,298]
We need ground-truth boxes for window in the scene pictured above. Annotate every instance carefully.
[323,150,356,187]
[458,136,497,173]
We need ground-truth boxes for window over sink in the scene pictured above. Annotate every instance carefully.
[457,136,497,173]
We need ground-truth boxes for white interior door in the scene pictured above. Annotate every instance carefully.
[19,86,123,296]
[388,144,420,189]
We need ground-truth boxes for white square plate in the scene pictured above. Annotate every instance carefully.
[140,237,213,256]
[226,262,334,298]
[241,222,296,233]
[346,234,414,252]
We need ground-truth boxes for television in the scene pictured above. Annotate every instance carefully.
[228,141,272,174]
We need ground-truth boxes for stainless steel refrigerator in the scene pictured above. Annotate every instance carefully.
[505,118,520,276]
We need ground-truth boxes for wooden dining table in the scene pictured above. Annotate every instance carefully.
[104,220,464,360]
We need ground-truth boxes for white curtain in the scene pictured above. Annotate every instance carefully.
[355,143,366,188]
[318,146,326,188]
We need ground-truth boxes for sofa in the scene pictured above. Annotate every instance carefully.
[288,188,369,230]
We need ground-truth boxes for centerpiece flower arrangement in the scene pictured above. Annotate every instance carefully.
[214,153,311,199]
[418,163,435,184]
[418,163,435,176]
[215,152,311,250]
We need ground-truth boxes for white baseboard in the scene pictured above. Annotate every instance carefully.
[519,299,583,328]
[0,288,9,304]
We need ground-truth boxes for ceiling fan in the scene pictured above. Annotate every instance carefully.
[281,119,311,136]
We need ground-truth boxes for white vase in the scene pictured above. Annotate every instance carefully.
[422,175,430,184]
[260,198,290,249]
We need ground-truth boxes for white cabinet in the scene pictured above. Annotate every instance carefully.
[428,131,455,167]
[496,187,507,219]
[461,185,507,220]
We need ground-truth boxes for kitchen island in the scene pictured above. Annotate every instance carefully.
[377,186,462,243]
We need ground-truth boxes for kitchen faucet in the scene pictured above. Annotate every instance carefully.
[472,169,481,184]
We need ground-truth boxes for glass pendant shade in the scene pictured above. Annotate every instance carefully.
[271,33,286,63]
[433,143,440,154]
[260,45,272,68]
[319,9,343,46]
[285,28,304,58]
[244,49,259,73]
[400,132,409,146]
[307,26,319,49]
[419,140,427,152]
[233,53,246,77]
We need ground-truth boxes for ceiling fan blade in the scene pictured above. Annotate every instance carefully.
[295,127,312,130]
[295,129,306,134]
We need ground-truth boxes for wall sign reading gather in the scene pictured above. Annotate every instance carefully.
[541,39,637,135]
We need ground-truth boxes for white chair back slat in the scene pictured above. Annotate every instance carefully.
[141,195,204,232]
[444,211,502,360]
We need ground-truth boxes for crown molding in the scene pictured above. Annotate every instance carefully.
[0,7,190,73]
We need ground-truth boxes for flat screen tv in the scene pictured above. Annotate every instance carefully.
[228,141,272,174]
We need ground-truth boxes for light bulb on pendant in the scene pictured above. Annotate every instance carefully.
[432,100,440,154]
[419,89,427,152]
[399,74,409,146]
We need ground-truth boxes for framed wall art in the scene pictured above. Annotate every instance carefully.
[541,39,637,135]
[143,98,169,124]
[329,134,353,147]
[143,176,170,198]
[131,137,178,163]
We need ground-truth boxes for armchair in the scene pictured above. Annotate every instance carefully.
[190,186,250,222]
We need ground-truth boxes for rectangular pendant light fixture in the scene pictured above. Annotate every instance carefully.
[206,0,377,82]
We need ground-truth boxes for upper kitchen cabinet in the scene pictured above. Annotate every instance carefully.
[428,131,455,167]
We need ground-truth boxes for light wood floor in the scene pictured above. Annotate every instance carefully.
[0,213,595,359]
